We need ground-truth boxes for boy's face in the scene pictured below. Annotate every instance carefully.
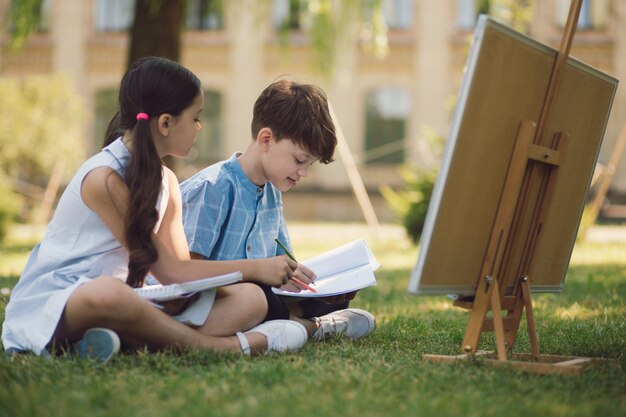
[261,133,318,192]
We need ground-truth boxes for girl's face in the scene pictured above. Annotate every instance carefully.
[161,90,204,158]
[262,136,318,192]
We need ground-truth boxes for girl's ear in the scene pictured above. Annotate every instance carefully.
[157,114,172,136]
[257,127,273,152]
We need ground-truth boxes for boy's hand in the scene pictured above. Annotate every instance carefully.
[279,263,316,292]
[254,255,298,287]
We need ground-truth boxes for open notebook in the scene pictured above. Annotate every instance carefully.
[134,271,243,302]
[272,239,380,298]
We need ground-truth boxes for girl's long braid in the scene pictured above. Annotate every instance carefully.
[124,116,161,288]
[102,57,201,288]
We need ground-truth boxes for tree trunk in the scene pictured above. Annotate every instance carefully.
[128,0,186,66]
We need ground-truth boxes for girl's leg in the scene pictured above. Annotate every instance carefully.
[195,282,310,354]
[197,283,318,339]
[195,283,268,337]
[52,276,268,354]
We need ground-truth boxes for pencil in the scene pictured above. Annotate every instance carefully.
[274,237,317,293]
[274,237,297,262]
[289,276,317,293]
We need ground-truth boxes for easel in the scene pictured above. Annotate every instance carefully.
[424,0,602,375]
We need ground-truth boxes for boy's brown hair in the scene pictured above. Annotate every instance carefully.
[251,80,337,164]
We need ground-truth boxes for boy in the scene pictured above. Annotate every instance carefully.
[180,80,375,340]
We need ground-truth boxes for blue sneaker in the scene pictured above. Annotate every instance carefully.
[76,328,120,363]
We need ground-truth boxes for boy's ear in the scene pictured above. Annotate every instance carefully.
[257,127,274,151]
[157,114,172,136]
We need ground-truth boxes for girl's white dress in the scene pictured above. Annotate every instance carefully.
[2,138,214,356]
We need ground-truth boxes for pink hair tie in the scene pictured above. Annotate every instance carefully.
[136,112,149,121]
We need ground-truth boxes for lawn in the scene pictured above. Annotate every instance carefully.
[1,223,625,417]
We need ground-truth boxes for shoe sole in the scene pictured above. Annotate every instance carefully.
[76,328,120,363]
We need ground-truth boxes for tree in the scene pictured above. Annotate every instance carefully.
[9,0,385,74]
[9,0,187,64]
[0,75,87,223]
[128,0,186,64]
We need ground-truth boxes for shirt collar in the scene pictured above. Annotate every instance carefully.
[227,152,264,195]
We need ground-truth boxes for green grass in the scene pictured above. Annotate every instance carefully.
[1,223,625,417]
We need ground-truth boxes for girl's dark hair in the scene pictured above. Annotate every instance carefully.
[104,56,201,288]
[251,80,337,164]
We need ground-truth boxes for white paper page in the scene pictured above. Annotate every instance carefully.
[302,239,380,279]
[273,264,377,298]
[134,271,242,301]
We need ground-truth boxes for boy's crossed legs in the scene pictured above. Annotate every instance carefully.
[257,284,376,340]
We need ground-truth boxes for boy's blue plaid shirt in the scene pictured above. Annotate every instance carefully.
[180,153,291,261]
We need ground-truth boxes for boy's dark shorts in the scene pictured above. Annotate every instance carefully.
[257,284,349,321]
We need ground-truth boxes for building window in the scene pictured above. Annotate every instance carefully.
[555,0,608,30]
[456,0,480,30]
[273,0,304,31]
[189,90,223,163]
[364,87,410,164]
[382,0,413,30]
[186,0,224,31]
[94,0,135,32]
[38,0,52,32]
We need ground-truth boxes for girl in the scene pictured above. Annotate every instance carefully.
[2,57,307,361]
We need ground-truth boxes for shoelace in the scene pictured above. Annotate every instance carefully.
[319,317,348,338]
[266,325,286,352]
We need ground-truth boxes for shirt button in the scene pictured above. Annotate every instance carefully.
[257,188,262,193]
[247,245,251,251]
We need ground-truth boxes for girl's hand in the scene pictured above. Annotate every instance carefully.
[251,255,298,287]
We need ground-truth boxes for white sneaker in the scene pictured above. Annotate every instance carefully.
[312,308,376,341]
[75,328,120,363]
[243,320,308,354]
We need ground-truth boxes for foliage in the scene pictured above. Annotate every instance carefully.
[0,75,86,219]
[272,0,387,77]
[9,0,388,79]
[485,0,535,33]
[7,0,45,49]
[0,173,20,244]
[381,167,437,244]
[382,127,444,243]
[0,224,625,417]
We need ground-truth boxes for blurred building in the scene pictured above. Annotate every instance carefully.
[0,0,624,222]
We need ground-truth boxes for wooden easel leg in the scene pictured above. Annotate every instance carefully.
[460,120,537,356]
[489,283,508,361]
[461,275,495,354]
[520,276,540,358]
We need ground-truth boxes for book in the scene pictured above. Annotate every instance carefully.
[272,239,380,298]
[134,271,243,302]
